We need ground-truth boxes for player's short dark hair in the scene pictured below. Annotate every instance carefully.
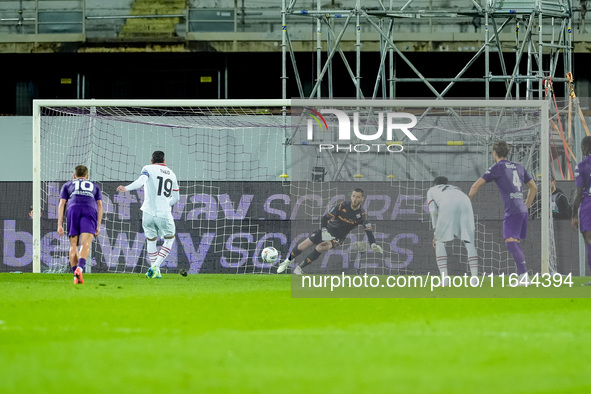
[492,141,509,158]
[152,151,165,164]
[30,205,33,211]
[582,136,591,157]
[352,188,364,196]
[75,165,88,177]
[433,176,448,185]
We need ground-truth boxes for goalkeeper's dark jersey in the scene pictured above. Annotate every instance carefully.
[322,200,373,241]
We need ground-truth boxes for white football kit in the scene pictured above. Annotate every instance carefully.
[125,163,179,238]
[426,184,475,243]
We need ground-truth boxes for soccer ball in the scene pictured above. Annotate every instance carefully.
[261,246,279,264]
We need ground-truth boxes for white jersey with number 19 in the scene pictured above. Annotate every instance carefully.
[137,164,179,219]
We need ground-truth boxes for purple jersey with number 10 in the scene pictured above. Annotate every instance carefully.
[60,178,102,237]
[60,178,102,210]
[481,159,532,215]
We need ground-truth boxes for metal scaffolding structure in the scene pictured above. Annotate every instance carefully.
[281,0,573,100]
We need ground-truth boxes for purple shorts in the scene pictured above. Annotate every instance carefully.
[503,212,528,240]
[66,205,97,237]
[579,200,591,232]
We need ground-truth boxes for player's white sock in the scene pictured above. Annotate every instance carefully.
[154,237,174,268]
[464,241,478,277]
[435,241,448,277]
[147,239,158,266]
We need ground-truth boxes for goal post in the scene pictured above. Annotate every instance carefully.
[32,99,291,274]
[32,98,552,275]
[32,100,42,274]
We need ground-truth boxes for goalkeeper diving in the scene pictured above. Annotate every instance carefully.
[277,188,383,275]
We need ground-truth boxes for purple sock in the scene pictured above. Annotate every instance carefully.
[71,265,78,275]
[78,258,86,270]
[506,241,527,275]
[586,245,591,271]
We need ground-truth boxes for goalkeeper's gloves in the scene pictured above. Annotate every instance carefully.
[321,228,332,242]
[371,243,383,253]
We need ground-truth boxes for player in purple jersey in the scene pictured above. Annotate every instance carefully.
[571,136,591,286]
[57,165,103,284]
[469,141,537,286]
[276,188,383,275]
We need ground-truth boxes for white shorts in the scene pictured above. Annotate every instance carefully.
[434,201,475,244]
[142,211,175,239]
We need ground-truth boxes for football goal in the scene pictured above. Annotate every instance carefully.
[32,99,556,276]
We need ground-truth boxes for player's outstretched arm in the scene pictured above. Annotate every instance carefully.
[321,209,334,228]
[118,174,149,193]
[319,211,334,241]
[95,200,103,237]
[363,228,382,253]
[370,243,383,253]
[320,203,340,241]
[468,178,485,201]
[57,198,66,236]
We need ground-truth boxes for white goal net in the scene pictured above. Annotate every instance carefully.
[33,99,556,277]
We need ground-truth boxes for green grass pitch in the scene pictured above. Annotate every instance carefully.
[1,273,590,393]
